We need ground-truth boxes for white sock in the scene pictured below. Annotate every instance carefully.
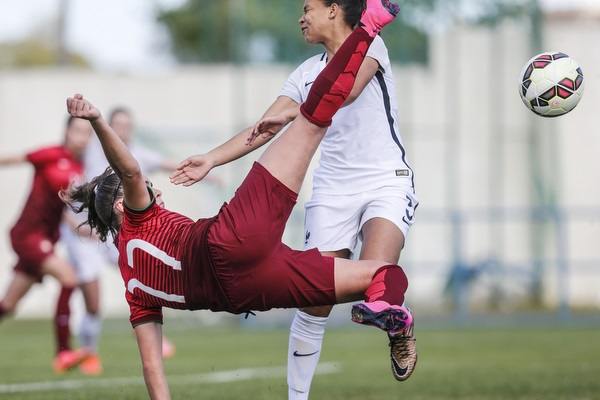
[287,310,328,400]
[79,313,102,352]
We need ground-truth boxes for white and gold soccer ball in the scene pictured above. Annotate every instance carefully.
[519,52,584,117]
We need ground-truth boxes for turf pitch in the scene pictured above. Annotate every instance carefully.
[1,319,599,399]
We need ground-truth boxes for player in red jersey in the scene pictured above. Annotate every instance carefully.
[0,116,92,372]
[64,2,405,397]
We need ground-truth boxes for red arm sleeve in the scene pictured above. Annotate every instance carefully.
[129,300,163,328]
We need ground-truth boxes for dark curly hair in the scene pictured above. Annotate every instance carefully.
[323,0,366,27]
[62,167,123,242]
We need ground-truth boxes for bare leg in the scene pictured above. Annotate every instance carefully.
[1,253,78,316]
[80,280,100,315]
[41,255,77,287]
[361,219,416,382]
[359,218,405,263]
[42,255,77,356]
[333,258,387,302]
[258,116,325,194]
[0,273,36,314]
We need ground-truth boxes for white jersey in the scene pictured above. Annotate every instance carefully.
[84,136,165,180]
[280,35,414,195]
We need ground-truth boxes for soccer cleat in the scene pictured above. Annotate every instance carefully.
[351,301,412,335]
[360,0,401,37]
[53,349,88,374]
[162,336,176,359]
[388,311,417,381]
[79,353,103,376]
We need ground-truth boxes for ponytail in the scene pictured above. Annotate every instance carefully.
[62,167,123,242]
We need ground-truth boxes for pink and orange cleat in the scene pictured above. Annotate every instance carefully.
[351,301,417,381]
[351,300,412,335]
[53,349,88,374]
[79,353,103,376]
[162,336,176,359]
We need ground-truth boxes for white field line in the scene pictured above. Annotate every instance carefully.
[0,362,341,394]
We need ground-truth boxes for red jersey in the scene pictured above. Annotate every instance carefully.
[11,146,83,241]
[116,162,338,327]
[117,202,217,327]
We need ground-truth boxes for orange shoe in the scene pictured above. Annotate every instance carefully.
[79,353,103,376]
[162,336,176,359]
[53,349,88,374]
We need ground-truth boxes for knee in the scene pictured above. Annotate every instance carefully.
[82,291,100,314]
[86,304,100,315]
[0,300,16,315]
[373,264,409,292]
[62,275,78,288]
[365,261,387,281]
[62,268,79,288]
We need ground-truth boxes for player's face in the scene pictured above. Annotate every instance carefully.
[64,118,92,158]
[110,112,134,144]
[299,0,333,44]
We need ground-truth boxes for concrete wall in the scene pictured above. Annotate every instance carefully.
[1,17,599,319]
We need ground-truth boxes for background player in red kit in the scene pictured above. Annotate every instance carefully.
[0,116,91,372]
[64,1,407,398]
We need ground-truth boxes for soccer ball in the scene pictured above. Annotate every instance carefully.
[519,52,584,117]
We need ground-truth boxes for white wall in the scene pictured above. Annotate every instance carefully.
[1,16,599,319]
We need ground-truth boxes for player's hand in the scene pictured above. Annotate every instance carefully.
[246,115,289,146]
[66,94,101,121]
[169,154,215,187]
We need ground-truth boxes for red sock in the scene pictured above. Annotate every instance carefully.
[300,27,374,127]
[55,286,74,354]
[365,265,408,306]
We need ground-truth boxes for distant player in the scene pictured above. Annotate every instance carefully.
[64,2,407,397]
[59,107,183,374]
[0,116,91,373]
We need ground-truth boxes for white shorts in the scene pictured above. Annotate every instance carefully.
[303,186,418,254]
[60,223,111,284]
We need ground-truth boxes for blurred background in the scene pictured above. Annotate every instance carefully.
[0,0,599,398]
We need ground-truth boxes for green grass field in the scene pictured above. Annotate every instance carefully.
[1,319,599,399]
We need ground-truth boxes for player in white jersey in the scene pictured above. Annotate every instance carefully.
[59,107,180,374]
[275,2,418,396]
[168,1,418,396]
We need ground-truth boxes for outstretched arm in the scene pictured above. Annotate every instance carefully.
[62,210,95,238]
[66,94,151,210]
[170,96,298,187]
[0,154,26,166]
[134,322,171,400]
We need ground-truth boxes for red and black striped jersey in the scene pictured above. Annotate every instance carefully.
[116,202,195,327]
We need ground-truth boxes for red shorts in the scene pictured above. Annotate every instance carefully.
[10,229,55,282]
[206,162,336,313]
